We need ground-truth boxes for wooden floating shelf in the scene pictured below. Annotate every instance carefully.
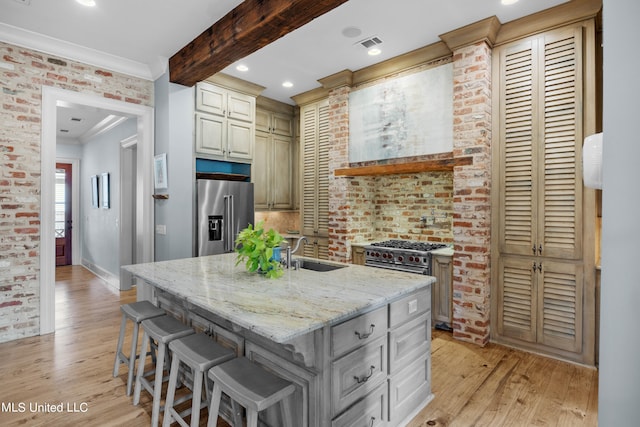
[334,156,473,177]
[152,194,169,200]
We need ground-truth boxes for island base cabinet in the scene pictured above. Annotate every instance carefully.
[331,336,388,417]
[389,356,432,425]
[332,383,388,427]
[144,282,434,427]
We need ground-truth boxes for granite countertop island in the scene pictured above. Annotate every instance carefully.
[123,253,434,344]
[123,253,435,427]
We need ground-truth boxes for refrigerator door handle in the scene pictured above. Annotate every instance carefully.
[223,195,229,252]
[223,195,235,252]
[228,195,235,251]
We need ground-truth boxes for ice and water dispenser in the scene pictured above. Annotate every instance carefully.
[208,215,223,241]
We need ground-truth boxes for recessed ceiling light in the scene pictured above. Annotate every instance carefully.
[236,64,249,72]
[76,0,96,7]
[282,81,293,88]
[501,0,519,5]
[368,48,382,56]
[342,26,362,38]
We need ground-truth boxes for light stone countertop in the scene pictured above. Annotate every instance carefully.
[123,253,434,344]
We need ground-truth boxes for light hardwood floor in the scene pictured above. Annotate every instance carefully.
[0,266,598,426]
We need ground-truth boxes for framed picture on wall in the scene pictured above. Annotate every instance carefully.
[91,175,99,208]
[101,172,110,209]
[154,153,168,190]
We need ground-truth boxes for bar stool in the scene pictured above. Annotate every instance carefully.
[207,357,296,427]
[133,315,195,427]
[163,333,236,427]
[113,301,165,396]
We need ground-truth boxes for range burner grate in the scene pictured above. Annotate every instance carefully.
[369,239,447,252]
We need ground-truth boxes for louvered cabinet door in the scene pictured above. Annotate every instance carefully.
[497,256,537,343]
[538,26,584,260]
[316,102,330,240]
[301,103,319,238]
[300,99,330,252]
[536,260,583,353]
[497,38,539,256]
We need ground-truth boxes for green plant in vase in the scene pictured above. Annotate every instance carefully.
[235,221,285,279]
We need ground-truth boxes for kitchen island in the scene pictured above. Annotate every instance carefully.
[123,253,434,427]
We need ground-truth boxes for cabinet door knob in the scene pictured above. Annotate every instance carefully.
[538,244,543,255]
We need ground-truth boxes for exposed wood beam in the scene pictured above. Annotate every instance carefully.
[169,0,349,87]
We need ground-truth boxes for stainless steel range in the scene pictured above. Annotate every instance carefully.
[364,240,447,275]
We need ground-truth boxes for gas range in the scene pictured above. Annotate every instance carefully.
[364,240,447,275]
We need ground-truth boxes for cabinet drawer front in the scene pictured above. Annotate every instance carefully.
[389,355,431,424]
[331,306,387,358]
[331,382,388,427]
[389,313,430,374]
[331,336,387,417]
[389,288,430,329]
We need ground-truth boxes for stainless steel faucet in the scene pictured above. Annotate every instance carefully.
[285,236,308,268]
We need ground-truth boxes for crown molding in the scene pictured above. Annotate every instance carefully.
[0,23,156,81]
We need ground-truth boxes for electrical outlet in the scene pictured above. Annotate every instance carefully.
[155,225,166,235]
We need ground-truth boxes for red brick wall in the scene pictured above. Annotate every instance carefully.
[326,74,455,262]
[325,49,492,346]
[451,41,492,345]
[0,41,153,343]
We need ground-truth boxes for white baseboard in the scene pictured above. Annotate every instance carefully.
[81,259,121,293]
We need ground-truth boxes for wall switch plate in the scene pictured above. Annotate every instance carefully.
[155,225,166,235]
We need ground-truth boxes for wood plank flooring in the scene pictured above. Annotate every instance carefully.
[0,266,598,426]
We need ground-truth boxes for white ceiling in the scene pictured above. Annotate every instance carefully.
[0,0,568,133]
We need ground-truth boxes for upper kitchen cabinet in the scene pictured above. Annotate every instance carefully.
[491,20,598,364]
[194,76,264,163]
[253,97,297,211]
[299,98,330,259]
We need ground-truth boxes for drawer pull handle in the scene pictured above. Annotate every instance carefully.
[354,324,375,339]
[354,365,375,384]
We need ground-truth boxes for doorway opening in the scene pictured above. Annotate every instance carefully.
[55,162,72,266]
[41,86,155,335]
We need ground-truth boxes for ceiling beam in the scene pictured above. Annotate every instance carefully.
[169,0,349,87]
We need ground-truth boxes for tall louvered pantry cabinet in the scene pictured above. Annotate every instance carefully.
[491,20,598,365]
[299,99,330,259]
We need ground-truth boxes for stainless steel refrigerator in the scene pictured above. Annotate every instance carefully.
[196,179,254,256]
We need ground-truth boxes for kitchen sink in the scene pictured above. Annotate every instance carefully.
[296,259,346,272]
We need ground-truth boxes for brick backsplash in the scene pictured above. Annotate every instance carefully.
[0,41,153,343]
[326,46,492,346]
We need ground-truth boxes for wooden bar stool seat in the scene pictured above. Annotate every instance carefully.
[162,333,236,427]
[207,357,296,427]
[113,301,165,396]
[133,315,195,427]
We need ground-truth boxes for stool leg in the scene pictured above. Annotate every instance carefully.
[151,341,167,427]
[281,395,294,427]
[162,354,181,427]
[126,321,140,396]
[231,400,243,427]
[113,314,127,377]
[247,409,259,427]
[132,330,150,405]
[206,383,222,427]
[189,370,204,427]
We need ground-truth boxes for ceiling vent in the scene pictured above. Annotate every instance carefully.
[355,36,383,50]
